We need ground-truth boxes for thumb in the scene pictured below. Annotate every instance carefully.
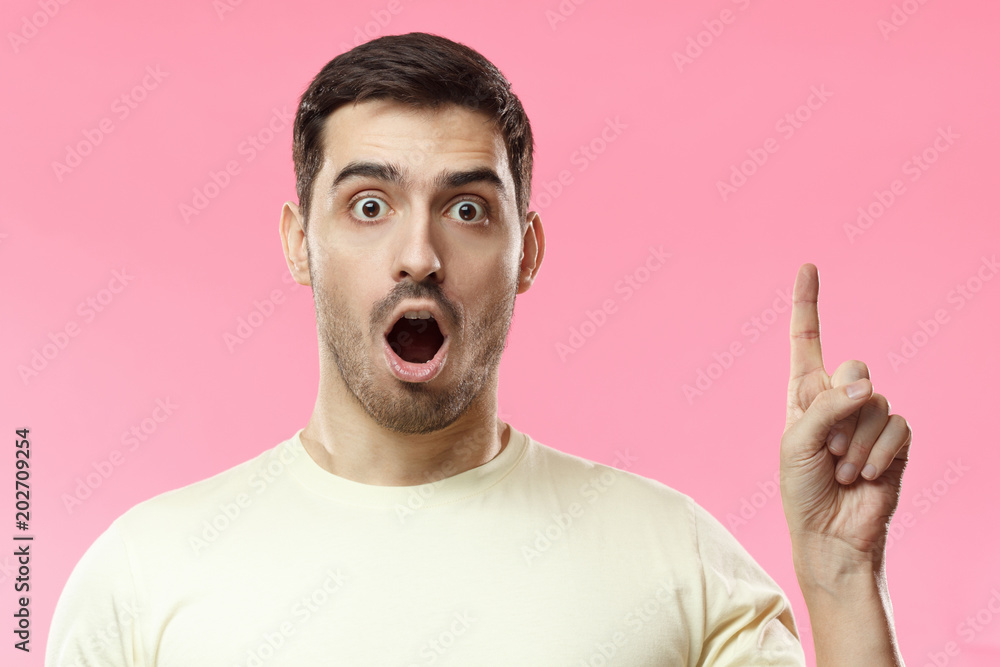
[784,379,873,455]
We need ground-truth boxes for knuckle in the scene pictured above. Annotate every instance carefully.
[819,387,840,412]
[888,413,909,434]
[868,393,890,413]
[822,385,849,412]
[845,359,870,376]
[851,433,874,454]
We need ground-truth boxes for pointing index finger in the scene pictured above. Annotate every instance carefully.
[790,262,825,380]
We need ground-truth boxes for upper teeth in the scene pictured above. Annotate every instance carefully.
[402,310,433,319]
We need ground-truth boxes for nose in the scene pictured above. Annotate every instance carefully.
[390,207,444,285]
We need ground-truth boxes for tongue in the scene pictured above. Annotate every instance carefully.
[387,318,444,364]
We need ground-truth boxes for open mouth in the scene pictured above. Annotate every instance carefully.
[385,313,446,364]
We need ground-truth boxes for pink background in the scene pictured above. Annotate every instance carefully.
[3,0,999,664]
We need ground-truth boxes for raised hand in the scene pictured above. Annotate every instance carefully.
[779,263,912,563]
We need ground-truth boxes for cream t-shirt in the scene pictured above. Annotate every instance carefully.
[46,425,806,666]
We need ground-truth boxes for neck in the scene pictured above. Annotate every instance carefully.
[300,371,509,487]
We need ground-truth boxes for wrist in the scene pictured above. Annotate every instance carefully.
[795,558,887,610]
[791,534,903,666]
[790,532,886,596]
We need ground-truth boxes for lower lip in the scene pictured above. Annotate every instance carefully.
[382,334,450,383]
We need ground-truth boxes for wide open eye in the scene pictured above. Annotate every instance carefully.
[351,196,391,221]
[446,200,487,223]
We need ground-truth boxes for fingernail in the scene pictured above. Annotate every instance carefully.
[829,432,849,455]
[836,461,857,484]
[847,380,869,399]
[861,464,877,480]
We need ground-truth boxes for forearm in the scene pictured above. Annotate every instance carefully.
[793,541,904,667]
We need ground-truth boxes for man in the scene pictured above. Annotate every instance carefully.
[47,32,909,665]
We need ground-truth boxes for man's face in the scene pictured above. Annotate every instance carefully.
[302,99,525,435]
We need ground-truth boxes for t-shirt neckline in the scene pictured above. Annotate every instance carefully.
[284,424,529,509]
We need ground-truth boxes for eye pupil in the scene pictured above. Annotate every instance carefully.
[362,200,380,217]
[458,203,476,221]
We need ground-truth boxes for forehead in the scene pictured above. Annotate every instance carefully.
[318,99,511,185]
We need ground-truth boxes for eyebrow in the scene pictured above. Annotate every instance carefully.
[330,160,509,203]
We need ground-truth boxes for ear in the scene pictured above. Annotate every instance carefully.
[517,210,545,294]
[280,201,311,286]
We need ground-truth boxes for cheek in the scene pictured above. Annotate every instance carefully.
[458,256,511,295]
[478,260,519,301]
[497,255,520,289]
[315,262,368,320]
[325,246,374,288]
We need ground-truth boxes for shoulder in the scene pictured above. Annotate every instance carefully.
[524,436,803,660]
[517,431,779,564]
[518,431,699,528]
[112,433,298,537]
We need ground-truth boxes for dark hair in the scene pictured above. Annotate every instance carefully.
[292,32,534,230]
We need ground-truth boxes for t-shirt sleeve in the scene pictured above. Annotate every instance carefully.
[688,497,807,666]
[45,521,141,667]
